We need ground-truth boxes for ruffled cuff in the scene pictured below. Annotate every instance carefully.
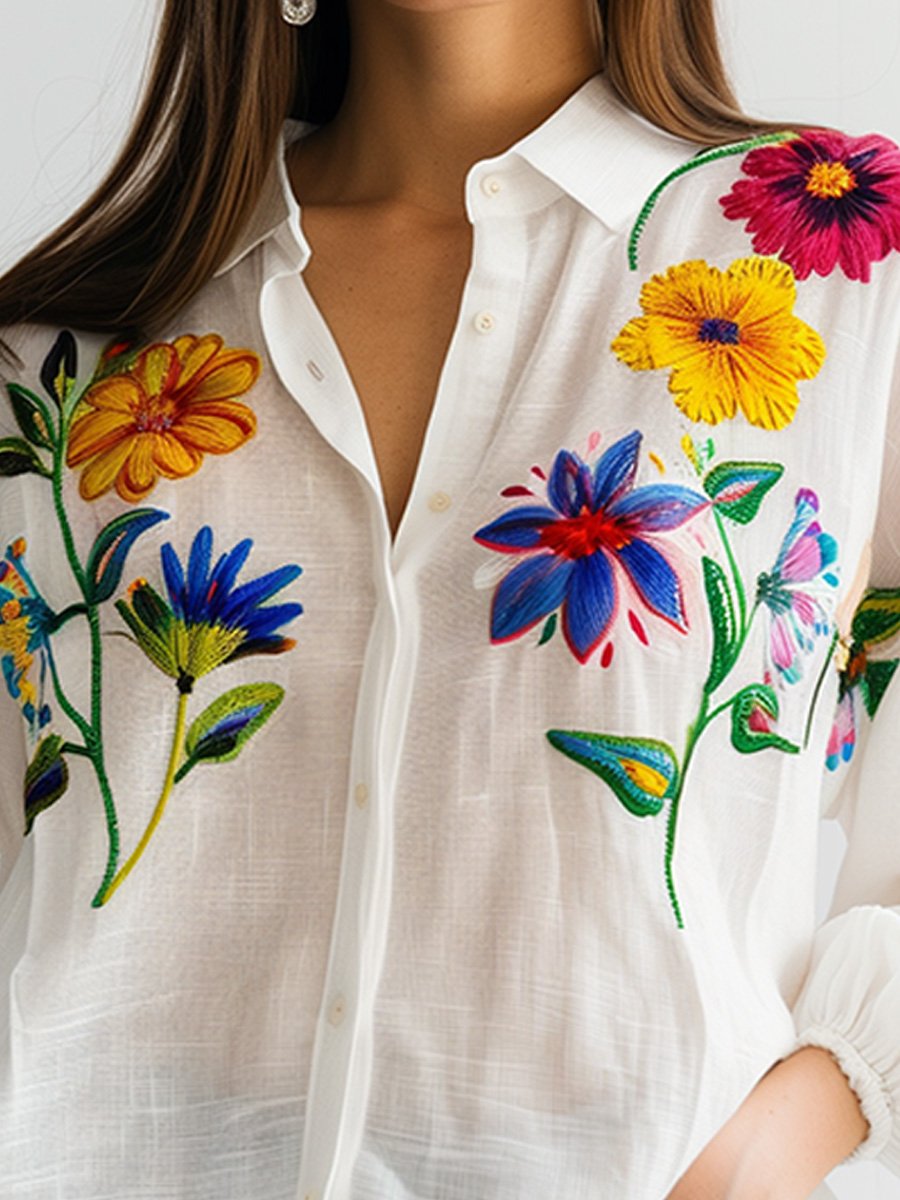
[789,904,900,1174]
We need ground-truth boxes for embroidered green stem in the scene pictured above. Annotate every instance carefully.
[96,689,188,906]
[50,407,121,904]
[663,570,762,928]
[45,642,92,744]
[627,130,799,271]
[714,508,748,634]
[803,627,840,749]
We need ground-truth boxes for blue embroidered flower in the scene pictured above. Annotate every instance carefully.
[473,431,709,663]
[116,525,302,692]
[0,539,55,737]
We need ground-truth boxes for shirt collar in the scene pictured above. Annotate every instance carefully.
[212,70,701,280]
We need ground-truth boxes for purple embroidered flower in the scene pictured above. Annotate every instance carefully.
[473,430,709,663]
[756,488,839,686]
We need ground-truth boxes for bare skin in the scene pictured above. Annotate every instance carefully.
[285,0,871,1189]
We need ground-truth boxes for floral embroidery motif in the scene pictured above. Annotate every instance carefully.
[610,257,826,431]
[0,540,53,737]
[65,333,261,502]
[826,588,900,771]
[0,331,300,908]
[719,129,900,283]
[756,488,839,686]
[472,431,708,663]
[475,432,840,929]
[117,525,302,692]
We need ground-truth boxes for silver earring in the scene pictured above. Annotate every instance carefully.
[281,0,317,24]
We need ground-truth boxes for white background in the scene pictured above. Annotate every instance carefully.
[1,1,899,1196]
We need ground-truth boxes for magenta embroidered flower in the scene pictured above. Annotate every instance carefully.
[473,430,708,664]
[719,129,900,282]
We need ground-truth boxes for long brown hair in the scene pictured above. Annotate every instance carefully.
[0,0,820,368]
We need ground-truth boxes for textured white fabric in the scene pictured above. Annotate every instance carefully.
[0,68,899,1199]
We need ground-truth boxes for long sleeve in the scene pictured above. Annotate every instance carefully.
[787,329,900,1174]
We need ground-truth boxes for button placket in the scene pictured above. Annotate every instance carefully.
[296,210,530,1200]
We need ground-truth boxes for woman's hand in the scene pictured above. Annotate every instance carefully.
[664,1045,871,1200]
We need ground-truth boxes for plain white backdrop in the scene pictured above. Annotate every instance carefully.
[1,2,899,1197]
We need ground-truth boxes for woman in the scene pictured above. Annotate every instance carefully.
[0,0,898,1196]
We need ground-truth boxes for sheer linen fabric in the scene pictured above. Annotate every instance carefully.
[0,70,899,1199]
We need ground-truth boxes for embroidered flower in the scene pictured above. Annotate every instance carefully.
[473,430,708,664]
[826,588,900,770]
[65,334,261,502]
[719,129,900,283]
[0,539,54,737]
[756,488,839,686]
[116,525,302,693]
[610,257,826,431]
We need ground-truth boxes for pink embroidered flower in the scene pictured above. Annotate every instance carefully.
[719,129,900,282]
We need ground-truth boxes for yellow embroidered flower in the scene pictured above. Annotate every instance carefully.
[66,333,262,502]
[610,257,826,430]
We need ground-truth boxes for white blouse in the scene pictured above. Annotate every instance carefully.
[1,68,899,1200]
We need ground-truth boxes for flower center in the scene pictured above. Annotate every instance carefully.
[134,399,176,433]
[698,317,740,345]
[805,160,857,200]
[539,506,629,559]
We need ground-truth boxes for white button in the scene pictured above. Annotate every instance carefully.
[428,491,452,513]
[354,782,369,808]
[473,310,496,333]
[327,994,347,1026]
[480,173,504,197]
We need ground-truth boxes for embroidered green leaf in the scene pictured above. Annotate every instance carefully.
[176,682,285,782]
[85,508,170,604]
[0,437,52,479]
[7,383,55,449]
[546,729,677,816]
[851,587,900,648]
[24,734,70,835]
[730,684,799,755]
[703,461,784,525]
[39,330,78,411]
[702,556,739,691]
[860,659,900,719]
[538,613,558,645]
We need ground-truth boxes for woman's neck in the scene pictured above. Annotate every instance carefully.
[288,0,605,218]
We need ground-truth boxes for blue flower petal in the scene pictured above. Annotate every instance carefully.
[206,538,253,618]
[473,505,558,551]
[491,553,574,643]
[562,551,616,662]
[608,483,707,531]
[160,542,186,618]
[616,539,686,629]
[185,526,214,621]
[219,563,303,623]
[592,431,641,509]
[548,451,593,517]
[237,601,304,639]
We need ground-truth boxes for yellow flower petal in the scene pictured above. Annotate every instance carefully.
[174,403,257,452]
[78,375,144,415]
[116,436,159,503]
[153,432,204,479]
[78,437,137,501]
[182,352,262,404]
[66,408,136,466]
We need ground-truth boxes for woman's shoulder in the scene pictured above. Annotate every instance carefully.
[630,120,900,304]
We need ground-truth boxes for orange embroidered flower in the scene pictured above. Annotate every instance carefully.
[65,334,261,502]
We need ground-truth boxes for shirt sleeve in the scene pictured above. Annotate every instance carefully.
[786,328,900,1176]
